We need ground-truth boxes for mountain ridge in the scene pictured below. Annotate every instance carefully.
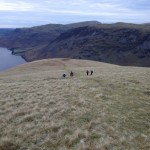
[0,21,150,67]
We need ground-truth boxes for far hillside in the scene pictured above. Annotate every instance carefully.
[0,21,150,67]
[0,28,14,36]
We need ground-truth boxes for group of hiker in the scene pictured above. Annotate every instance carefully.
[62,70,93,78]
[86,70,93,76]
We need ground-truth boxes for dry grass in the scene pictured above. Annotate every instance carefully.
[0,58,150,150]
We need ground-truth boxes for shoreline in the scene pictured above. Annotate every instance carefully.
[7,47,27,62]
[0,47,27,72]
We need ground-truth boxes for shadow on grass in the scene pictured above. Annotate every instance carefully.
[0,142,19,150]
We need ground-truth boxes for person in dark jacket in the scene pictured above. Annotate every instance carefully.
[86,70,89,76]
[90,70,93,75]
[62,73,66,78]
[70,71,74,77]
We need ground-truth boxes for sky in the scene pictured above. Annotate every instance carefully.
[0,0,150,28]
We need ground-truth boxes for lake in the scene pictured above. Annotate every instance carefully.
[0,47,26,71]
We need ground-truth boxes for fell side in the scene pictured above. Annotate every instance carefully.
[0,59,150,150]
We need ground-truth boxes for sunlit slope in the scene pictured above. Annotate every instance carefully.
[0,58,150,150]
[0,58,117,77]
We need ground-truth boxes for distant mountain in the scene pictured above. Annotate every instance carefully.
[0,28,15,46]
[0,21,150,67]
[0,28,15,36]
[0,21,101,53]
[66,21,100,28]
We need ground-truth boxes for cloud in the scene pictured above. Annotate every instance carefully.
[0,0,150,28]
[0,0,34,11]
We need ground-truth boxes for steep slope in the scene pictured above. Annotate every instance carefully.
[0,28,15,46]
[0,28,14,36]
[0,22,150,67]
[0,24,68,53]
[0,21,101,54]
[24,24,150,67]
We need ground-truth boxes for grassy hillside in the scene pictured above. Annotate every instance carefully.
[0,59,150,150]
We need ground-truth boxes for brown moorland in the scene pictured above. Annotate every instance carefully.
[0,58,150,150]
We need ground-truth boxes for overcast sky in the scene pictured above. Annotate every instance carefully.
[0,0,150,28]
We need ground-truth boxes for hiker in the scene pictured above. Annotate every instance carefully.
[62,73,66,78]
[70,71,74,77]
[90,70,93,75]
[86,70,89,76]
